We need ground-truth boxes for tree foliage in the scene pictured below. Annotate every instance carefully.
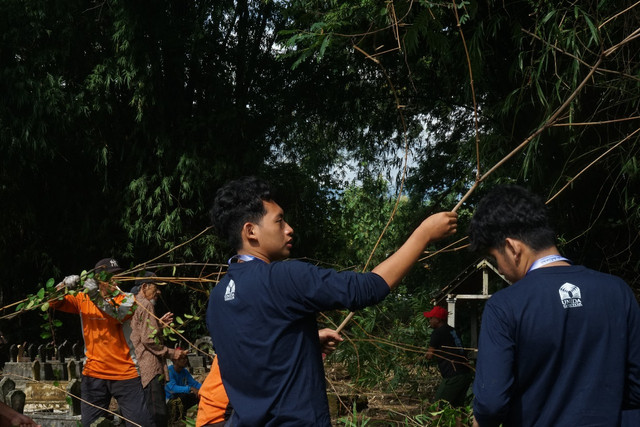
[284,0,640,285]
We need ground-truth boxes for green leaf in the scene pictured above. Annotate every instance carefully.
[292,49,313,70]
[309,21,326,32]
[541,10,556,25]
[318,35,331,61]
[41,301,50,311]
[582,14,599,45]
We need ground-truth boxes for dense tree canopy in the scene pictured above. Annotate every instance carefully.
[284,0,640,280]
[1,1,639,410]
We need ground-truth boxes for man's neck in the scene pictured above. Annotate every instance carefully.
[524,247,569,272]
[229,251,269,264]
[236,249,272,264]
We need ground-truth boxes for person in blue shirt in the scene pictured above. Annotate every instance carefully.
[207,176,458,426]
[165,352,202,419]
[468,185,640,427]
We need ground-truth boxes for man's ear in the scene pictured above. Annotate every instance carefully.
[504,237,523,264]
[242,222,259,243]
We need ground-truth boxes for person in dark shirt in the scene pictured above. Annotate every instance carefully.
[206,176,458,426]
[469,185,640,427]
[424,306,473,408]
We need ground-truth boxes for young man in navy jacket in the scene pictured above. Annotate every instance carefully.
[207,176,457,426]
[469,185,640,427]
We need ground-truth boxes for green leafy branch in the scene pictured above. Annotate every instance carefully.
[167,313,201,343]
[146,311,201,345]
[13,271,128,342]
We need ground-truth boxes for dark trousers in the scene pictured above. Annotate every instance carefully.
[81,375,155,427]
[144,375,168,427]
[435,371,473,407]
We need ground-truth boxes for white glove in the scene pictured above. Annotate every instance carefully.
[83,278,99,299]
[62,275,81,289]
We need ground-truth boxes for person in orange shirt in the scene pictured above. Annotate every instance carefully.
[195,356,231,427]
[52,258,154,426]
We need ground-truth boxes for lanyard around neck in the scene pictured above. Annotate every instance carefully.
[227,254,265,265]
[527,254,571,274]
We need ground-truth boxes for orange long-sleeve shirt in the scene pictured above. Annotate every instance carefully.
[50,292,139,380]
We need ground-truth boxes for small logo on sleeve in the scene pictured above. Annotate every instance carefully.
[559,283,583,309]
[224,280,236,301]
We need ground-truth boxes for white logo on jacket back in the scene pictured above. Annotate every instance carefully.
[559,282,583,308]
[224,280,236,301]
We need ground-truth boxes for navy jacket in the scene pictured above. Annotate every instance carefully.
[473,265,640,426]
[207,259,389,426]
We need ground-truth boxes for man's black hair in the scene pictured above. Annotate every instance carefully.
[210,176,273,250]
[469,184,556,253]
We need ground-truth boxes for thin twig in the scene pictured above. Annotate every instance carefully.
[453,53,605,211]
[451,0,482,183]
[521,28,640,82]
[546,127,640,204]
[553,116,640,126]
[599,0,640,29]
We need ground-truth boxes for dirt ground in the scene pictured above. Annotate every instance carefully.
[325,362,449,426]
[168,362,469,426]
